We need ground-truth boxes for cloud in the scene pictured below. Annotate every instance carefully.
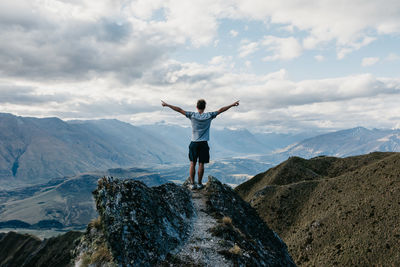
[230,30,239,37]
[2,56,400,132]
[238,40,259,58]
[0,1,173,83]
[110,60,400,131]
[362,57,380,67]
[261,36,302,61]
[209,56,225,65]
[235,0,400,57]
[314,55,324,62]
[1,0,399,84]
[336,37,376,59]
[139,61,400,131]
[1,0,400,133]
[386,53,400,61]
[0,83,70,105]
[0,0,230,82]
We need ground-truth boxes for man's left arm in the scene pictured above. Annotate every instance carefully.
[217,100,240,115]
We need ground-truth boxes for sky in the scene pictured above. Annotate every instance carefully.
[0,0,400,133]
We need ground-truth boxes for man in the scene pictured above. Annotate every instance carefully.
[161,99,239,190]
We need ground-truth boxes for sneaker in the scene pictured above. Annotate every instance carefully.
[189,183,198,190]
[197,183,204,190]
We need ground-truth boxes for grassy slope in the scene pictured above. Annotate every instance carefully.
[235,152,400,266]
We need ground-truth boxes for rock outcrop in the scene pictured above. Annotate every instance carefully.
[93,177,194,266]
[205,177,295,266]
[85,176,295,266]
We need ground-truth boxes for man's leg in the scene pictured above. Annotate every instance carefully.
[189,161,196,184]
[198,162,204,185]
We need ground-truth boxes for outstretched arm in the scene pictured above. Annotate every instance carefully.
[161,100,186,116]
[217,100,240,115]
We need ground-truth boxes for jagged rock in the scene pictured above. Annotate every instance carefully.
[93,177,194,266]
[93,176,295,266]
[204,176,296,266]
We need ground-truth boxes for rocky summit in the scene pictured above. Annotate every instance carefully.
[76,176,296,266]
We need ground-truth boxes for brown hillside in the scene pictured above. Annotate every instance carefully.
[235,152,400,266]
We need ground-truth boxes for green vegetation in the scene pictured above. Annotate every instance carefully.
[236,152,400,266]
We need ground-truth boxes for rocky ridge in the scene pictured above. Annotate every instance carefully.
[76,176,296,266]
[236,152,400,266]
[1,175,295,266]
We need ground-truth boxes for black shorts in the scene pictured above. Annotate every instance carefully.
[188,141,210,163]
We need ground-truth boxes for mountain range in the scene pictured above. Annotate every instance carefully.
[285,127,400,157]
[0,113,304,189]
[257,126,400,164]
[0,113,183,188]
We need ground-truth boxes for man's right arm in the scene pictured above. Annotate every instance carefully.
[161,100,186,116]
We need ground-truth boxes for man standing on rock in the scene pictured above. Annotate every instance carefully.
[161,99,239,190]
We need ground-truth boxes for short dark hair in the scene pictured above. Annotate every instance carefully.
[197,99,206,110]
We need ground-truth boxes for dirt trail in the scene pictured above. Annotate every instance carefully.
[174,189,229,266]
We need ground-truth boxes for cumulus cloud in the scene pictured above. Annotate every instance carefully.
[0,1,172,82]
[0,84,70,104]
[0,0,229,82]
[362,57,380,67]
[2,56,400,132]
[238,36,302,61]
[336,37,376,59]
[136,61,400,131]
[235,0,400,58]
[261,36,302,61]
[2,0,399,83]
[238,40,259,58]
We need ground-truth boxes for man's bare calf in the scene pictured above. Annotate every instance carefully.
[190,161,204,183]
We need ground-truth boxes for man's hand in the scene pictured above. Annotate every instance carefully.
[232,100,239,107]
[161,100,169,107]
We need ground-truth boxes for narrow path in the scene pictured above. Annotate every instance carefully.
[174,189,229,266]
